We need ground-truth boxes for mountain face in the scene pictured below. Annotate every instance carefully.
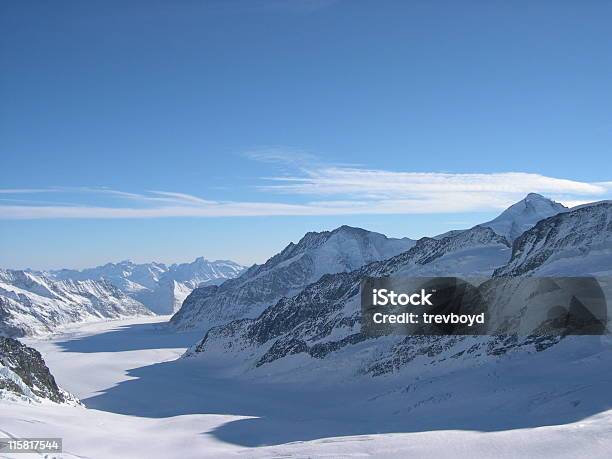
[377,225,510,277]
[184,198,611,387]
[494,201,612,277]
[185,225,512,376]
[169,226,416,331]
[1,337,78,404]
[481,193,567,241]
[53,258,245,314]
[0,270,152,337]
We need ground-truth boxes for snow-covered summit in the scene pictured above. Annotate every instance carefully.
[481,193,567,241]
[166,257,243,284]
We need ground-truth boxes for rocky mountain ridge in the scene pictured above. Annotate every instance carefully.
[184,199,611,386]
[0,336,78,404]
[169,226,415,331]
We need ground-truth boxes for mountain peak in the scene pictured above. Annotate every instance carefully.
[334,224,361,231]
[515,193,566,212]
[331,225,369,236]
[522,192,564,206]
[524,192,547,200]
[481,193,567,241]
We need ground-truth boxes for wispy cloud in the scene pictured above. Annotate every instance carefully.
[0,188,61,194]
[261,168,607,199]
[147,191,214,205]
[1,165,611,220]
[241,147,322,167]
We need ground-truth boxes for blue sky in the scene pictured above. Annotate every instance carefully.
[1,0,611,270]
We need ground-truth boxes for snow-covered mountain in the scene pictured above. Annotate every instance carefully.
[184,197,611,386]
[494,201,612,277]
[169,226,416,331]
[433,193,566,242]
[0,269,152,337]
[0,336,78,404]
[481,193,567,241]
[53,258,245,314]
[184,225,512,375]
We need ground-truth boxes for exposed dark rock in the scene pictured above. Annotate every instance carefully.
[0,337,70,403]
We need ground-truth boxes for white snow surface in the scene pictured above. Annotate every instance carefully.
[0,316,611,458]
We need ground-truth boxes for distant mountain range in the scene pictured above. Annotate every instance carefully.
[53,257,245,314]
[0,269,151,337]
[0,257,245,337]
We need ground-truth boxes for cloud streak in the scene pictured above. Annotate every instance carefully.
[261,168,606,198]
[1,168,611,220]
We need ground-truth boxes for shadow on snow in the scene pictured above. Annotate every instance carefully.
[69,327,612,447]
[54,321,201,353]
